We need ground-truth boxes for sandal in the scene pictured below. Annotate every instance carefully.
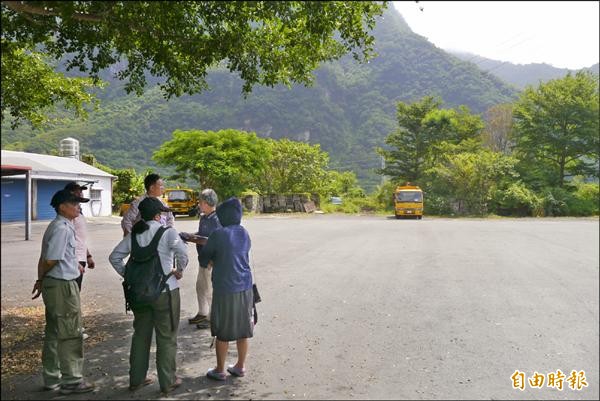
[227,365,246,377]
[129,375,155,391]
[161,376,182,394]
[206,368,226,381]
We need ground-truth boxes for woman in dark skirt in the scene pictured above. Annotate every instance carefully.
[199,197,253,380]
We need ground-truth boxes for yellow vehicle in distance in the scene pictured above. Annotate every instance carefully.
[162,188,198,217]
[394,183,424,219]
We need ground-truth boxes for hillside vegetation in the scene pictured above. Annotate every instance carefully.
[2,8,518,192]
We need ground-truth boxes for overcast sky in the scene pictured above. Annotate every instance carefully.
[392,1,599,70]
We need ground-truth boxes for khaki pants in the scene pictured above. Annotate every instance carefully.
[130,288,180,392]
[41,278,84,387]
[195,264,212,316]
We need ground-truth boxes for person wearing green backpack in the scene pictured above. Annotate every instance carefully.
[109,197,188,395]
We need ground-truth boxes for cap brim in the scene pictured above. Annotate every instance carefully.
[74,196,90,203]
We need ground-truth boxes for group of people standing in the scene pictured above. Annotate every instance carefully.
[33,173,255,395]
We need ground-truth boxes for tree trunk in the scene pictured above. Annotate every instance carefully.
[559,156,565,187]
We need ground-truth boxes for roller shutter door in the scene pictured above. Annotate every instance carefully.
[36,180,71,220]
[1,179,25,222]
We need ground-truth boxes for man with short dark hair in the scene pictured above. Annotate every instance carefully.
[31,189,95,395]
[121,173,174,236]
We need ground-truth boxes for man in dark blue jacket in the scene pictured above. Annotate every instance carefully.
[181,189,221,329]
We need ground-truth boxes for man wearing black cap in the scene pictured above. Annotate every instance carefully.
[64,182,95,292]
[109,197,188,394]
[31,189,95,394]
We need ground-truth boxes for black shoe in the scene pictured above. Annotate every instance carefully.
[196,320,210,329]
[188,314,207,324]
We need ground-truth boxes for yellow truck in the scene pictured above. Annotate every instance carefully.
[394,184,424,219]
[162,188,198,217]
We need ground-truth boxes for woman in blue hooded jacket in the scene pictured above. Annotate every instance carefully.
[199,197,253,380]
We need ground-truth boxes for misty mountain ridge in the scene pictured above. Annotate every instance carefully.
[449,50,599,89]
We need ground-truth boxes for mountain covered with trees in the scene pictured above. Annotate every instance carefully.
[450,51,600,89]
[3,7,519,191]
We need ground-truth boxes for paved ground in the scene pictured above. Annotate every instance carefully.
[1,214,598,400]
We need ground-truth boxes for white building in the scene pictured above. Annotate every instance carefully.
[1,149,117,223]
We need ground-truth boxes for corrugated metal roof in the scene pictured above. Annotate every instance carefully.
[1,150,116,178]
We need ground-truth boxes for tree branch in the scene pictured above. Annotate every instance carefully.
[2,1,103,22]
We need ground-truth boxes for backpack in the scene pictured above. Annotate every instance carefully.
[122,226,173,311]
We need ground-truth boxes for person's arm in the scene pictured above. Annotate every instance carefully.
[86,249,95,269]
[108,235,132,278]
[121,196,142,236]
[181,234,207,245]
[166,211,175,228]
[199,234,216,268]
[167,229,189,276]
[32,257,59,299]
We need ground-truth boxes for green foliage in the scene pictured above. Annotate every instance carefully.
[320,199,361,214]
[423,105,484,144]
[368,180,396,211]
[539,187,573,217]
[153,129,269,199]
[492,182,543,217]
[0,47,101,128]
[257,139,329,194]
[568,180,599,216]
[320,170,365,199]
[513,72,600,187]
[1,6,519,192]
[425,145,519,215]
[378,97,485,185]
[423,193,455,216]
[1,1,386,127]
[111,168,146,206]
[377,96,442,182]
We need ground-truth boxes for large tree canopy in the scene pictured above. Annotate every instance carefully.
[153,129,269,198]
[257,138,329,194]
[377,96,484,184]
[1,1,386,126]
[513,71,599,187]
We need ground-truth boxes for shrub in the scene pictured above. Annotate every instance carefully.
[423,193,454,215]
[570,182,599,216]
[320,199,360,214]
[492,182,542,216]
[540,187,573,216]
[371,181,396,211]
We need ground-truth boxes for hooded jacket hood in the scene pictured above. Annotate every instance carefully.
[216,197,242,226]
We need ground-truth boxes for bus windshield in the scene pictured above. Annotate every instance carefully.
[396,191,422,202]
[167,190,189,202]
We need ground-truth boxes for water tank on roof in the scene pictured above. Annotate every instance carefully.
[59,137,80,160]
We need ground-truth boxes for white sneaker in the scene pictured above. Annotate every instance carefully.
[82,333,89,340]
